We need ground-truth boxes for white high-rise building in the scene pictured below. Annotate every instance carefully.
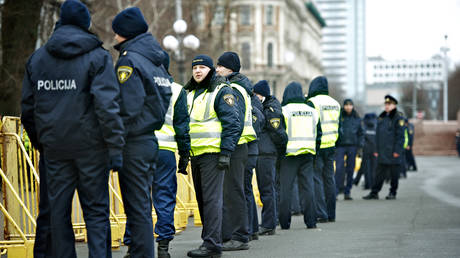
[316,0,366,99]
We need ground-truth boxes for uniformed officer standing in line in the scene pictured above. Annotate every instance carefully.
[354,113,378,189]
[279,82,320,229]
[253,80,288,236]
[363,95,405,200]
[122,51,190,258]
[334,99,364,200]
[21,1,125,257]
[185,55,240,258]
[306,76,341,223]
[405,120,417,171]
[112,7,172,257]
[245,93,265,241]
[215,52,257,251]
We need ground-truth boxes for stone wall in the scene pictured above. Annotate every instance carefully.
[412,120,458,156]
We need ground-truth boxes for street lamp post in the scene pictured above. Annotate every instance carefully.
[440,35,450,122]
[162,19,199,85]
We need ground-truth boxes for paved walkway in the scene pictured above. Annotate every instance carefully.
[77,156,460,257]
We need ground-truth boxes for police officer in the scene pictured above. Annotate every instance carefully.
[154,51,190,257]
[363,95,405,200]
[354,113,378,189]
[216,52,257,250]
[279,82,319,229]
[405,120,417,171]
[335,99,364,200]
[253,80,288,235]
[306,76,341,223]
[112,7,172,257]
[122,51,190,258]
[400,118,409,178]
[185,55,240,258]
[21,1,125,257]
[245,94,265,241]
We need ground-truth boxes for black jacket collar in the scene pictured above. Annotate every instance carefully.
[379,108,398,119]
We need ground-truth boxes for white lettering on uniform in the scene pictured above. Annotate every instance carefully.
[37,79,77,91]
[153,76,171,87]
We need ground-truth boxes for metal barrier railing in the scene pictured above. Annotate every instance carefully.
[0,116,266,257]
[0,116,202,257]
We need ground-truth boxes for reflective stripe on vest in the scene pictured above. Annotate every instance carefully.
[404,128,409,148]
[188,84,226,156]
[156,82,183,152]
[282,103,319,156]
[231,83,257,144]
[309,95,340,149]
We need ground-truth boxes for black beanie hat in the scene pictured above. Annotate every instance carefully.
[253,80,270,97]
[112,7,148,39]
[192,55,214,69]
[217,52,241,72]
[343,99,353,105]
[60,0,91,30]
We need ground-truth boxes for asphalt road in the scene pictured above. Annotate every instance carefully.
[77,156,460,258]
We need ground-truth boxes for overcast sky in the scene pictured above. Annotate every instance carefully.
[366,0,460,66]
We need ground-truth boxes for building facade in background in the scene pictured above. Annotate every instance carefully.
[193,0,325,99]
[316,0,366,99]
[365,56,446,118]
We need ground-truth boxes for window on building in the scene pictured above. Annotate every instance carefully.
[397,65,401,69]
[242,42,251,70]
[266,5,274,25]
[267,43,274,67]
[240,5,251,25]
[213,6,225,25]
[421,64,424,68]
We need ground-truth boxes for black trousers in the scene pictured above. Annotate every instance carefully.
[255,155,277,230]
[371,163,401,196]
[244,154,259,235]
[279,154,316,229]
[405,148,417,170]
[119,138,157,258]
[222,143,249,243]
[191,153,225,252]
[34,154,52,258]
[45,149,111,258]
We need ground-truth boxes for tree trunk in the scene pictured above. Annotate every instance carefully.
[0,0,43,116]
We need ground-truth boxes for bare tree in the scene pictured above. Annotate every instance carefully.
[0,0,44,116]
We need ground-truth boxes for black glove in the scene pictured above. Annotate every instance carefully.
[178,152,190,175]
[109,154,123,171]
[217,154,231,171]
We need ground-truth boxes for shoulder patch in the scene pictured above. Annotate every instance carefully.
[223,94,235,106]
[117,66,133,84]
[270,118,280,129]
[399,119,405,126]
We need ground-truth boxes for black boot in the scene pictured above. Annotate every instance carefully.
[187,245,222,257]
[362,193,379,200]
[158,239,171,258]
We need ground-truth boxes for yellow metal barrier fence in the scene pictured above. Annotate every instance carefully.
[0,116,201,257]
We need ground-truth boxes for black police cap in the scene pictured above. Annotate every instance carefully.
[384,95,398,104]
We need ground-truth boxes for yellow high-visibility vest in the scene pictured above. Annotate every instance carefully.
[283,103,319,156]
[156,82,183,152]
[230,83,257,145]
[309,95,340,149]
[187,84,227,156]
[404,128,409,148]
